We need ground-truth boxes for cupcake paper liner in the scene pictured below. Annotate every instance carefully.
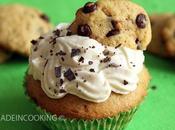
[23,73,139,130]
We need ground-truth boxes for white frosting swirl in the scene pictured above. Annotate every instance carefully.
[28,23,144,103]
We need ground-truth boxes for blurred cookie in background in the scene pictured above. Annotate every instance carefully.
[0,48,11,63]
[162,15,175,57]
[0,4,52,57]
[148,13,175,59]
[148,14,173,58]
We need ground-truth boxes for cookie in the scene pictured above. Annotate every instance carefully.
[162,15,175,57]
[148,14,173,57]
[70,0,152,50]
[26,67,150,119]
[0,48,11,63]
[0,4,52,56]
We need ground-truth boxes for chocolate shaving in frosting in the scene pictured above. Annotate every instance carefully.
[123,80,128,85]
[31,40,38,45]
[89,68,95,72]
[78,56,84,63]
[64,68,76,81]
[59,89,66,93]
[102,57,111,63]
[53,29,60,37]
[71,48,81,57]
[55,66,62,78]
[56,50,66,56]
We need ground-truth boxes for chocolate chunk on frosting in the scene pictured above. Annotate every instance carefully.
[71,48,81,57]
[55,66,62,78]
[53,29,60,37]
[64,68,76,81]
[123,80,129,85]
[31,40,38,45]
[56,50,66,56]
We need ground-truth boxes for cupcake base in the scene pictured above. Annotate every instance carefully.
[28,95,138,130]
[24,66,150,130]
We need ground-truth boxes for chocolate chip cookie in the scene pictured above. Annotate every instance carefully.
[70,0,152,50]
[0,4,52,56]
[148,14,173,57]
[162,15,175,57]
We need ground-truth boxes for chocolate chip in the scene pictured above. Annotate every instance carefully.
[106,20,120,37]
[115,44,122,49]
[31,40,38,45]
[111,20,119,30]
[55,66,62,78]
[64,68,76,81]
[53,29,60,37]
[59,89,66,93]
[123,80,128,85]
[78,56,84,63]
[89,68,95,72]
[135,38,139,44]
[56,50,66,56]
[106,29,120,37]
[40,14,50,22]
[83,2,97,14]
[71,48,81,57]
[78,24,92,37]
[136,13,147,29]
[88,61,93,65]
[135,38,141,50]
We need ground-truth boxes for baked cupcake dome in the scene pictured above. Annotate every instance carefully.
[26,66,150,119]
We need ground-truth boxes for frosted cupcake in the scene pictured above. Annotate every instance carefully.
[24,0,151,130]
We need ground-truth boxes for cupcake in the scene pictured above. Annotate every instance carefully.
[24,0,151,130]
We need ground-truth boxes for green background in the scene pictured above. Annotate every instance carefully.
[0,0,175,130]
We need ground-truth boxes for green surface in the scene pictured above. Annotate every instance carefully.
[0,0,175,130]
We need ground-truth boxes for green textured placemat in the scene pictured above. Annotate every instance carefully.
[0,0,175,130]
